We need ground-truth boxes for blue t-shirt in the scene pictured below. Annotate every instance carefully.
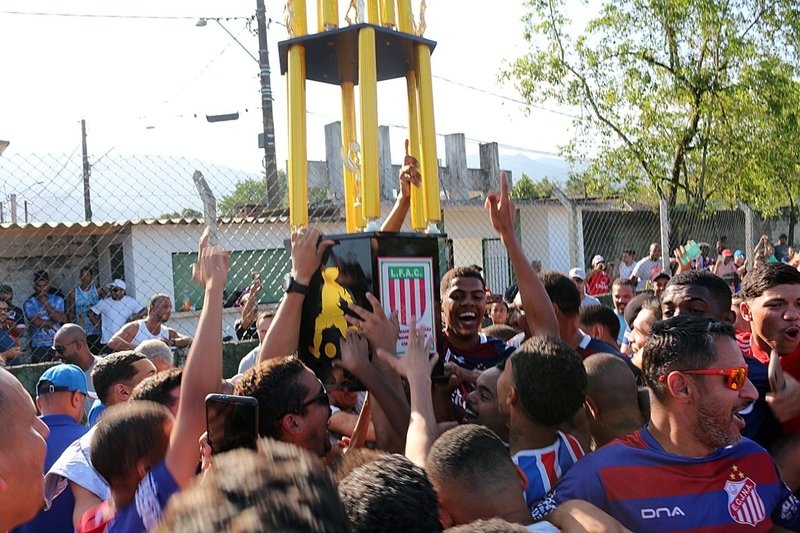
[108,460,179,533]
[88,399,106,427]
[539,426,800,531]
[13,414,88,533]
[23,293,65,348]
[0,328,15,353]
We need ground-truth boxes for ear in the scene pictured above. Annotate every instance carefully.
[721,308,736,325]
[113,383,130,403]
[35,396,43,413]
[507,384,519,408]
[438,505,455,530]
[71,392,83,409]
[740,301,753,322]
[584,395,600,420]
[280,413,301,437]
[666,372,693,404]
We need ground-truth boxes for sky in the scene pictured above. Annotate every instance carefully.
[0,1,581,220]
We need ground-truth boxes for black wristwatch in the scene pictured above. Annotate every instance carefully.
[282,274,309,295]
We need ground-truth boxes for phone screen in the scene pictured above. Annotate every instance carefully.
[205,394,259,454]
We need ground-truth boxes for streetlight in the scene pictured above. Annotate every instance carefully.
[197,8,280,209]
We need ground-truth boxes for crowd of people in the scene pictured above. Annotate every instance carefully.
[2,167,800,532]
[0,271,196,367]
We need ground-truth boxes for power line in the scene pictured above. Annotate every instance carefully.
[0,10,252,21]
[432,74,579,119]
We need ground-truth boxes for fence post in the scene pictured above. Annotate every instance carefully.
[737,201,755,267]
[324,121,344,201]
[444,133,467,201]
[659,198,670,275]
[554,187,581,269]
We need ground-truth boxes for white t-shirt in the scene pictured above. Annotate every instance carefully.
[91,296,144,343]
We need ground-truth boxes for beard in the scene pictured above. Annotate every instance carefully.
[693,401,741,451]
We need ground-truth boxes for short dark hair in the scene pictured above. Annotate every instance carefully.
[234,356,309,439]
[34,270,49,283]
[480,324,519,342]
[579,304,620,341]
[611,277,636,291]
[426,425,517,496]
[80,266,94,276]
[130,367,183,407]
[440,266,485,299]
[156,438,350,533]
[445,519,530,533]
[91,401,171,488]
[741,263,800,300]
[339,454,440,533]
[624,294,661,328]
[91,350,146,405]
[509,336,587,426]
[642,316,735,400]
[329,447,389,482]
[540,271,581,317]
[667,270,733,310]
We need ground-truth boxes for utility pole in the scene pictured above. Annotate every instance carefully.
[256,0,280,209]
[81,119,93,222]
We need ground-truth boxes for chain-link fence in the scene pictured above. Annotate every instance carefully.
[0,136,796,363]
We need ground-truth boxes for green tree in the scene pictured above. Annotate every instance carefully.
[504,0,800,213]
[511,173,557,200]
[219,171,288,216]
[160,208,203,219]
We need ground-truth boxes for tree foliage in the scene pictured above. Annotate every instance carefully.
[160,208,203,220]
[511,173,558,199]
[219,170,288,216]
[504,0,800,214]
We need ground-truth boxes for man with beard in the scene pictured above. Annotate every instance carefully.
[88,279,145,354]
[107,293,191,351]
[235,356,333,459]
[538,316,799,531]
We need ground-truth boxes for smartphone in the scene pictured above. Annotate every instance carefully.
[205,394,259,454]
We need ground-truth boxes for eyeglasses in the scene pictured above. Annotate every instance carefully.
[660,365,748,391]
[301,387,330,410]
[0,306,8,312]
[52,342,73,354]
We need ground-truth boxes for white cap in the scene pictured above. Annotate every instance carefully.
[107,279,126,291]
[568,267,585,281]
[591,255,605,266]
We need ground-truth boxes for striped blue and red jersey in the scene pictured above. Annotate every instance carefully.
[512,430,584,509]
[545,426,800,531]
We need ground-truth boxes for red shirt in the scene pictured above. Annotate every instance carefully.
[586,271,611,296]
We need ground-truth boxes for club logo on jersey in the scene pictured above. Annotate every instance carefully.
[725,465,765,526]
[386,266,427,326]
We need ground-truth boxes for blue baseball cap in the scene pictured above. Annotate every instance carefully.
[36,364,90,396]
[734,249,745,259]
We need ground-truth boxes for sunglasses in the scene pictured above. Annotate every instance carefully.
[52,342,73,354]
[660,365,748,391]
[110,288,123,293]
[301,387,330,410]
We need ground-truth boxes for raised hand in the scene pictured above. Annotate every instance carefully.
[399,138,422,196]
[291,227,335,284]
[485,171,515,240]
[345,292,400,354]
[377,317,436,382]
[192,227,229,289]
